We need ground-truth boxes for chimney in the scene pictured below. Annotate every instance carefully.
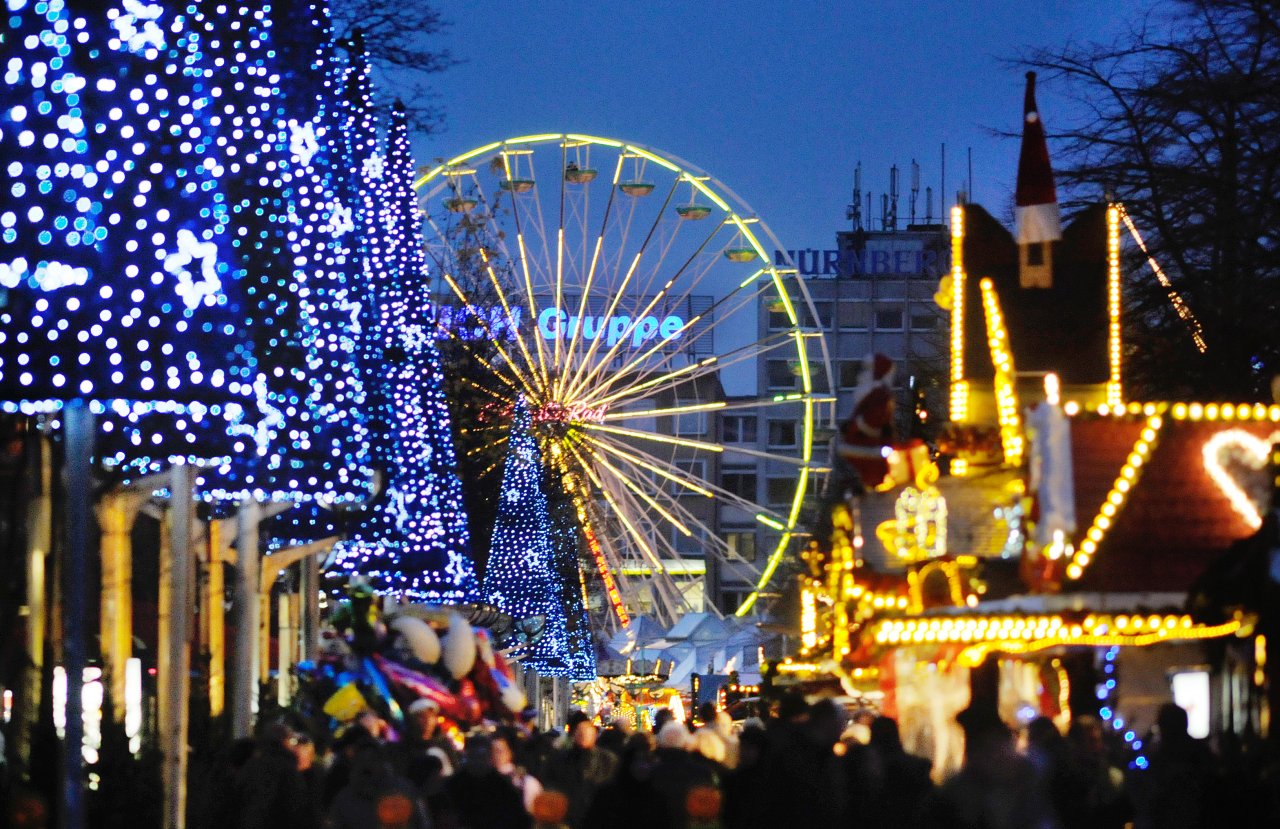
[1015,71,1062,288]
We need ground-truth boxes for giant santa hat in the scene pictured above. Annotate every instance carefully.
[1015,71,1062,245]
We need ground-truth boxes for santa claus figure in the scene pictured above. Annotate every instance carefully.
[835,352,896,488]
[815,353,896,543]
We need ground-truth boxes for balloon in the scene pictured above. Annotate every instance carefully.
[473,628,496,667]
[389,614,442,664]
[372,654,468,723]
[441,612,477,679]
[456,678,483,724]
[361,657,404,725]
[323,682,369,722]
[492,666,527,714]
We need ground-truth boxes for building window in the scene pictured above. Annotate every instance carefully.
[721,414,757,444]
[839,360,864,389]
[1027,242,1045,266]
[723,529,757,562]
[910,311,937,331]
[874,305,903,330]
[669,459,706,497]
[767,308,790,330]
[766,476,793,506]
[673,410,708,436]
[767,419,797,448]
[766,361,795,390]
[838,303,870,330]
[671,527,706,556]
[804,301,832,330]
[721,467,757,501]
[877,281,907,299]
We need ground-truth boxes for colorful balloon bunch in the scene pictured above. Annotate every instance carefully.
[293,578,527,737]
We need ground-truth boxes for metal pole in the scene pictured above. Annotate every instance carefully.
[99,491,134,718]
[230,498,260,739]
[300,552,320,664]
[61,402,93,829]
[19,425,51,767]
[161,463,192,829]
[207,519,227,718]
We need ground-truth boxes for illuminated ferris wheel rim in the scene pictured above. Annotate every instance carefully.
[413,132,832,620]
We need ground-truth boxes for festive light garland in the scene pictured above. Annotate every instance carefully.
[979,278,1024,467]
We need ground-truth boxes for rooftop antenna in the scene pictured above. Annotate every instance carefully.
[887,164,899,231]
[866,191,872,230]
[968,146,974,206]
[925,186,934,224]
[846,161,863,231]
[909,159,920,226]
[880,194,888,231]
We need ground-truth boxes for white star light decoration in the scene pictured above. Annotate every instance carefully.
[326,202,354,237]
[400,324,428,354]
[448,549,471,586]
[111,0,165,54]
[225,373,286,456]
[163,228,223,310]
[288,119,319,166]
[363,153,385,179]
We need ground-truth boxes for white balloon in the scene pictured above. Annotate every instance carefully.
[441,612,477,679]
[389,614,441,665]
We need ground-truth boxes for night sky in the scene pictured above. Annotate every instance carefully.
[415,0,1152,256]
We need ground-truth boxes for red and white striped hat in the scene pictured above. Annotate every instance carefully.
[1015,71,1062,245]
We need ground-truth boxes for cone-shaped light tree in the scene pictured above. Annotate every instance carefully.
[326,73,479,602]
[482,397,572,674]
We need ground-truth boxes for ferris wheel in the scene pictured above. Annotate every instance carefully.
[414,134,832,626]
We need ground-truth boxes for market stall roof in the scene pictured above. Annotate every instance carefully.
[607,614,667,655]
[665,612,733,642]
[1066,410,1276,593]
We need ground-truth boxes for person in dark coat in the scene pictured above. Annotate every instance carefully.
[649,722,715,829]
[234,723,318,829]
[930,707,1058,829]
[539,712,619,828]
[321,724,377,810]
[328,742,429,829]
[760,698,847,828]
[440,733,530,829]
[1058,715,1131,829]
[722,726,769,829]
[581,734,672,829]
[1132,703,1217,829]
[860,716,934,829]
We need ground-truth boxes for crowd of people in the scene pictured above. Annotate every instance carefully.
[214,695,1276,829]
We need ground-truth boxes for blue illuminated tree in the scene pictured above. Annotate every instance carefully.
[326,79,480,602]
[0,1,259,412]
[544,469,597,680]
[482,397,571,675]
[28,1,379,511]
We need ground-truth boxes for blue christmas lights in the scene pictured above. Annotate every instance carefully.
[1097,645,1148,768]
[1,0,376,505]
[326,80,479,603]
[0,0,257,409]
[481,396,572,675]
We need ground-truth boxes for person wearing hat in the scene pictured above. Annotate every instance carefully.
[540,711,619,828]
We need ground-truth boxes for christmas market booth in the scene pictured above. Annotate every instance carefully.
[773,73,1274,777]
